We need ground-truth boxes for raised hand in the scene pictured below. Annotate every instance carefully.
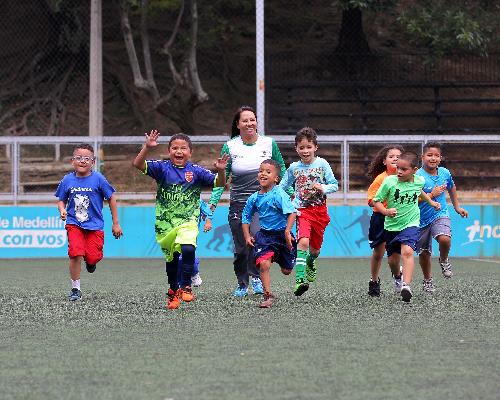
[214,153,230,171]
[145,129,160,148]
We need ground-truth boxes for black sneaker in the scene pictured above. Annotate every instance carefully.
[368,278,381,297]
[294,279,309,296]
[85,262,96,273]
[68,288,82,301]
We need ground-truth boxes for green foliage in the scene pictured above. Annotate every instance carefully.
[398,1,496,57]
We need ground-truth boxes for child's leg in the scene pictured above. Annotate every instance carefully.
[370,243,385,281]
[419,251,432,280]
[401,244,415,284]
[179,244,196,288]
[387,253,401,277]
[69,256,83,282]
[166,253,181,291]
[295,237,309,281]
[437,235,451,261]
[258,259,272,294]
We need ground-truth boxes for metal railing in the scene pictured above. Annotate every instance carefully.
[0,134,499,205]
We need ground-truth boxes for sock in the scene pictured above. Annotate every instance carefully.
[166,259,179,291]
[71,279,80,290]
[295,249,308,281]
[306,252,318,267]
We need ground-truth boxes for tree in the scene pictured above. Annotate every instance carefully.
[334,0,498,57]
[118,0,208,134]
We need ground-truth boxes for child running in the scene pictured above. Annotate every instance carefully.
[279,127,338,296]
[133,130,228,310]
[416,142,468,292]
[55,143,123,301]
[242,159,297,308]
[366,145,404,296]
[372,151,440,302]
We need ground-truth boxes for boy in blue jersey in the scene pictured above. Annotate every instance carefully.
[242,159,297,308]
[133,130,228,310]
[279,127,338,296]
[56,143,123,301]
[416,142,468,291]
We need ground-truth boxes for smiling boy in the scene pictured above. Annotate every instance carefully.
[55,143,123,301]
[133,130,228,309]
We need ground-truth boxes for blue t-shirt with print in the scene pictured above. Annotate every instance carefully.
[55,171,115,231]
[242,186,296,231]
[416,166,455,227]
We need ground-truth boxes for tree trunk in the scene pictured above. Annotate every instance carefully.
[335,7,370,54]
[187,0,208,104]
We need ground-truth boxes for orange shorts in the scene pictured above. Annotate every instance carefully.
[296,205,330,250]
[66,224,104,265]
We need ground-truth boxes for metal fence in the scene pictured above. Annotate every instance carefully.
[1,134,499,205]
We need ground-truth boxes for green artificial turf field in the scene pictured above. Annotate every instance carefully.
[0,258,499,400]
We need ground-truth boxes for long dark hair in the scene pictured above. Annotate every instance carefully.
[367,144,405,180]
[231,105,256,138]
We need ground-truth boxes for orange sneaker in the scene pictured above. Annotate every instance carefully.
[167,288,180,309]
[177,286,195,302]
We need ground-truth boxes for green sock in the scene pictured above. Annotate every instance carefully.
[295,250,308,281]
[306,252,318,267]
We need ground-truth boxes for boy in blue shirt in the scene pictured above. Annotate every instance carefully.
[279,127,338,296]
[242,159,297,308]
[133,130,228,310]
[56,143,123,301]
[416,142,468,291]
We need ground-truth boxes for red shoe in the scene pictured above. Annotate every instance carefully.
[167,288,180,309]
[177,286,195,302]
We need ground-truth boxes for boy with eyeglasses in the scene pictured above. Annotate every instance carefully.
[55,143,123,301]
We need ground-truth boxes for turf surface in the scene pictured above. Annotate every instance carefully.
[0,258,499,400]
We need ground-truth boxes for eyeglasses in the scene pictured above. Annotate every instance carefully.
[72,155,95,163]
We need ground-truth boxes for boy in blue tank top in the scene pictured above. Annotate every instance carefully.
[242,159,297,308]
[416,142,468,292]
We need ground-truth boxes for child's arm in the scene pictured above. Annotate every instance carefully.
[284,212,296,250]
[214,154,230,187]
[203,217,212,232]
[133,129,160,171]
[108,194,123,239]
[419,190,441,211]
[372,200,397,217]
[448,186,468,217]
[242,223,254,247]
[57,200,67,221]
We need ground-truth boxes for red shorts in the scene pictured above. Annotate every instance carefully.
[296,205,330,250]
[66,224,104,265]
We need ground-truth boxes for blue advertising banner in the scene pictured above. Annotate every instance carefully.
[0,205,499,258]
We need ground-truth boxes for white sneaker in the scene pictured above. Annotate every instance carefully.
[393,274,403,293]
[401,283,413,302]
[422,278,436,293]
[191,273,202,287]
[439,258,453,278]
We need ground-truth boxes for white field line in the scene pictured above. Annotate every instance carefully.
[469,258,500,264]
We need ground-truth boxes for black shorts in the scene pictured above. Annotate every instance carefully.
[368,212,385,249]
[253,229,297,270]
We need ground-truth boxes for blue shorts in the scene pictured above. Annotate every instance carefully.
[384,226,420,257]
[368,212,385,249]
[253,229,297,270]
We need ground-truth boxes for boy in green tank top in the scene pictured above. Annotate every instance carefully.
[372,151,440,303]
